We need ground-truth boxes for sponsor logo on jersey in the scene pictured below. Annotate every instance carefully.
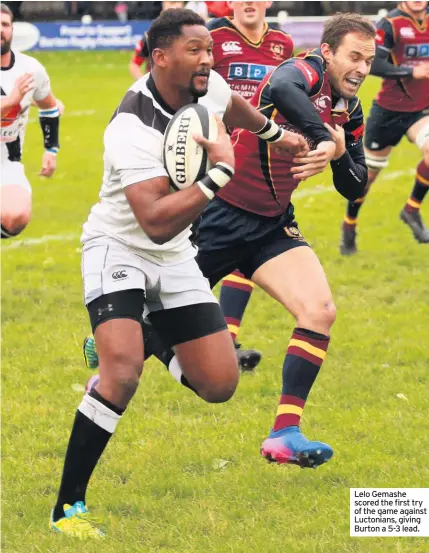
[313,94,331,113]
[294,59,319,87]
[270,42,285,60]
[228,63,275,82]
[405,43,429,58]
[375,28,385,46]
[112,270,128,280]
[351,123,365,142]
[400,26,415,38]
[221,41,242,54]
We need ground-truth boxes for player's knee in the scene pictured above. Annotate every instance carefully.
[198,370,239,403]
[365,152,389,176]
[102,349,144,395]
[1,207,31,237]
[298,300,337,333]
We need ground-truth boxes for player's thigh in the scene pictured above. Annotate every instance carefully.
[174,328,238,403]
[249,229,335,332]
[364,103,407,178]
[146,259,239,399]
[0,162,32,228]
[82,239,149,376]
[365,102,405,153]
[406,113,429,143]
[149,303,239,402]
[195,197,255,286]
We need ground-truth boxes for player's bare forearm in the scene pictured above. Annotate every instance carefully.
[124,177,209,245]
[223,92,266,132]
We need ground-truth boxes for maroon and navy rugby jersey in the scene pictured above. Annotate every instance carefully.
[374,5,429,112]
[218,49,367,217]
[131,34,149,68]
[207,17,293,99]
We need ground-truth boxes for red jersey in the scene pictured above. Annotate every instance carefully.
[376,7,429,112]
[207,17,293,99]
[131,34,149,68]
[218,51,365,217]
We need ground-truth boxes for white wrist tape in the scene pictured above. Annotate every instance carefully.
[253,117,285,143]
[415,123,429,151]
[197,162,234,200]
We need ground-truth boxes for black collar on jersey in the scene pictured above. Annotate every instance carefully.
[147,73,197,115]
[1,50,15,71]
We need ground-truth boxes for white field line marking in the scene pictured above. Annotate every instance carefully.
[2,233,79,251]
[293,167,415,200]
[1,168,416,252]
[28,109,96,123]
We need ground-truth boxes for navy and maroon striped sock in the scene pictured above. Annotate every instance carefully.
[273,327,330,432]
[219,270,254,341]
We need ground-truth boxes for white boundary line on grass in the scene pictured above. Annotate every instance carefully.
[28,110,96,124]
[1,168,416,252]
[2,233,79,251]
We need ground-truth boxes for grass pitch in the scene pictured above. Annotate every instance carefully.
[1,51,428,553]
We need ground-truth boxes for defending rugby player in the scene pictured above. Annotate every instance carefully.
[340,1,429,254]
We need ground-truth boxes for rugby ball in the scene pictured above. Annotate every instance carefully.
[163,103,218,190]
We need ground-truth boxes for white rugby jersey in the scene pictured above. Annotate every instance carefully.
[81,70,232,264]
[1,50,51,162]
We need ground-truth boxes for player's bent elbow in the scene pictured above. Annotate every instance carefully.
[137,219,171,245]
[146,229,170,245]
[334,181,366,202]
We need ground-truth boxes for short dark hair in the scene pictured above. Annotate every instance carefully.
[147,8,205,55]
[321,13,375,52]
[1,3,13,21]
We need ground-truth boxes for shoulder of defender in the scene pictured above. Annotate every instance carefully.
[385,7,407,21]
[207,17,232,32]
[266,25,292,40]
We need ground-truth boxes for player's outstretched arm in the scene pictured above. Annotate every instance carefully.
[223,91,308,156]
[270,62,334,146]
[124,117,234,245]
[35,93,60,177]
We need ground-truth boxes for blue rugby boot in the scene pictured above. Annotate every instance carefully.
[261,426,333,468]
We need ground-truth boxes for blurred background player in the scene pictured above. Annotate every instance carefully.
[1,2,60,239]
[209,1,294,368]
[129,1,185,80]
[340,0,429,254]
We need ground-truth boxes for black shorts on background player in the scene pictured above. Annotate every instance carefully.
[365,102,429,151]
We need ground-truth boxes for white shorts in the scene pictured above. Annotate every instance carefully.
[82,237,218,318]
[0,160,31,192]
